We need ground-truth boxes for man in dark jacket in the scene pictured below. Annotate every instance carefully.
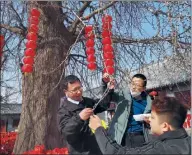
[57,74,114,155]
[89,95,191,154]
[107,74,152,147]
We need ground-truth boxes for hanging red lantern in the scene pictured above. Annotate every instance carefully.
[86,47,95,55]
[102,37,112,45]
[103,66,115,75]
[87,54,96,62]
[26,40,37,49]
[0,35,4,58]
[24,48,36,57]
[86,39,94,47]
[30,8,40,17]
[23,56,34,65]
[102,15,112,23]
[28,24,39,33]
[102,30,112,38]
[26,32,38,41]
[21,64,33,73]
[104,59,114,67]
[85,31,95,39]
[87,63,97,70]
[149,91,158,96]
[103,44,113,53]
[28,16,39,25]
[0,35,4,45]
[102,22,112,30]
[85,25,93,33]
[103,52,114,59]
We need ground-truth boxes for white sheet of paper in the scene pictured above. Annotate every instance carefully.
[133,114,151,121]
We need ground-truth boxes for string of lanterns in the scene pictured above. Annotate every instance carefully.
[102,15,114,75]
[0,35,4,65]
[21,10,113,74]
[84,14,115,75]
[22,8,40,73]
[85,25,97,70]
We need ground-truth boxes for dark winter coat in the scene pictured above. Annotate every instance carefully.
[57,87,113,155]
[95,127,191,154]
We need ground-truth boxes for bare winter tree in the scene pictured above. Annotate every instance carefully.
[0,1,191,153]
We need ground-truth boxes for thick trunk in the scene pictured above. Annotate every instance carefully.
[13,2,75,154]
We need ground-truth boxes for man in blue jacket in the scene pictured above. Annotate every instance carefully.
[89,95,191,154]
[108,74,152,147]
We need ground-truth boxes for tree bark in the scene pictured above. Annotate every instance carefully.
[13,2,75,154]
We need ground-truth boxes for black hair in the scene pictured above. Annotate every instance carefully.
[132,73,147,87]
[63,75,81,90]
[152,95,188,129]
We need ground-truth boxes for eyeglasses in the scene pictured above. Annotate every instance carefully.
[130,82,144,88]
[67,86,83,94]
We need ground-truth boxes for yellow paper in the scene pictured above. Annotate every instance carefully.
[91,120,108,134]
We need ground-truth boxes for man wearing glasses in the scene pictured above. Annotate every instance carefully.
[57,74,114,155]
[107,74,152,148]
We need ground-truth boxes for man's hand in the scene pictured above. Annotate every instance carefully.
[102,73,115,89]
[89,115,102,130]
[79,108,93,121]
[107,79,115,89]
[102,73,110,83]
[143,116,151,124]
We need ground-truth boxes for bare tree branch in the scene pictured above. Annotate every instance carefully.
[0,24,26,36]
[112,36,191,47]
[81,1,116,20]
[69,1,92,33]
[69,54,86,59]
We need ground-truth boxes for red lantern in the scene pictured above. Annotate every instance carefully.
[103,44,113,52]
[87,63,97,70]
[26,32,38,41]
[149,91,158,96]
[102,30,112,38]
[85,31,95,39]
[28,24,39,33]
[30,8,40,17]
[34,145,45,152]
[21,64,33,73]
[46,150,52,154]
[86,39,94,47]
[102,37,112,45]
[87,54,96,62]
[104,52,114,59]
[103,66,115,75]
[28,16,39,25]
[0,35,4,58]
[24,48,36,57]
[85,25,93,33]
[102,22,112,30]
[26,40,37,49]
[104,59,114,67]
[86,47,95,55]
[102,15,112,23]
[23,56,34,65]
[0,34,4,44]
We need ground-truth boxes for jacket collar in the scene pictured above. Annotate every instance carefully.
[63,97,85,111]
[158,128,188,141]
[67,97,80,105]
